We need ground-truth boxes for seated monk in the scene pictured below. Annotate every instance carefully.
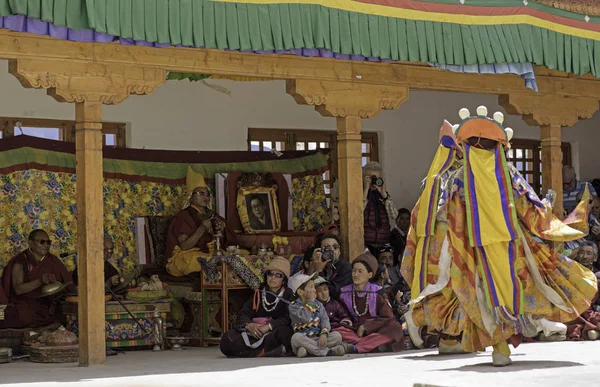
[165,167,238,277]
[0,282,20,329]
[1,229,75,328]
[72,236,141,294]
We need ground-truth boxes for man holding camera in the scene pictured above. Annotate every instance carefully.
[363,162,398,250]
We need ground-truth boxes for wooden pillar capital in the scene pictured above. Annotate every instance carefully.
[499,93,599,219]
[287,79,408,260]
[8,58,165,104]
[498,93,599,127]
[286,79,409,118]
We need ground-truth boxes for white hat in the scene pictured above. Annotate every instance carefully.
[288,272,319,294]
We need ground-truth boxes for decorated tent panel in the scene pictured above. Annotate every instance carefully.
[0,136,330,275]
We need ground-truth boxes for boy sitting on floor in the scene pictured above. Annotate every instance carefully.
[288,273,345,357]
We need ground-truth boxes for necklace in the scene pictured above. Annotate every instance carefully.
[262,288,284,313]
[352,285,369,317]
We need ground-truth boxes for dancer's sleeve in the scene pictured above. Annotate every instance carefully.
[515,190,588,242]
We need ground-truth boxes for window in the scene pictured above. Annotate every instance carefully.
[1,117,127,147]
[248,128,380,202]
[507,139,571,195]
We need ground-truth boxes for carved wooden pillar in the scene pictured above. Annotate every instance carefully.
[336,115,363,261]
[540,123,563,216]
[8,59,165,365]
[287,80,408,260]
[499,94,599,218]
[74,100,105,366]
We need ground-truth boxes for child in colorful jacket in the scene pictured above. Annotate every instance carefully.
[288,273,345,357]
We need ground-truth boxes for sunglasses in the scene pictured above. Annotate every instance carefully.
[266,271,284,279]
[378,245,394,253]
[35,239,52,246]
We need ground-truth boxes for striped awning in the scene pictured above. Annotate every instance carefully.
[1,0,600,78]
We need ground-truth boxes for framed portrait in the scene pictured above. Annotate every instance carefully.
[236,186,281,234]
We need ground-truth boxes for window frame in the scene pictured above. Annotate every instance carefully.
[1,116,127,148]
[508,138,571,195]
[247,128,380,205]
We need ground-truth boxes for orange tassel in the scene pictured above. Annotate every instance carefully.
[252,289,260,312]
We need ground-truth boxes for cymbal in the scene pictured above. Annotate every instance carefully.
[112,272,136,293]
[37,281,71,299]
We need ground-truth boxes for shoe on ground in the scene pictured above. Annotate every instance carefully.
[587,330,599,341]
[342,342,357,354]
[295,347,307,358]
[492,352,512,367]
[265,344,287,358]
[377,343,393,353]
[438,340,467,355]
[327,345,345,356]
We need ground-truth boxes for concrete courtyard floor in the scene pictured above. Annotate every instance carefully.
[1,341,599,387]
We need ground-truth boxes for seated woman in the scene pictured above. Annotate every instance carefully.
[220,257,293,357]
[336,253,405,353]
[165,168,237,277]
[302,233,352,299]
[564,241,600,341]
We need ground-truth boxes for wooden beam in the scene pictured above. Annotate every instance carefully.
[336,115,365,261]
[75,100,105,366]
[540,124,564,218]
[5,30,600,99]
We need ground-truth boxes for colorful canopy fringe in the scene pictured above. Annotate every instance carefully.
[2,0,600,78]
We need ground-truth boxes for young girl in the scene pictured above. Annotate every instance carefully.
[336,253,404,353]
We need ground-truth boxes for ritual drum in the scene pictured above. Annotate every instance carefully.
[29,345,78,363]
[0,347,11,364]
[29,328,79,363]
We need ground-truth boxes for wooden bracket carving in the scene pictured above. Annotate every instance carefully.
[286,79,409,118]
[499,94,599,127]
[8,58,166,104]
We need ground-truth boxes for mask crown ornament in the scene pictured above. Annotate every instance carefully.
[455,105,514,147]
[476,105,488,117]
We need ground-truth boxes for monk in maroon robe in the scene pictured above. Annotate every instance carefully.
[0,283,20,328]
[165,171,237,276]
[1,229,74,328]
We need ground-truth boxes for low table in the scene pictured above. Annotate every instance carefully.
[62,299,170,348]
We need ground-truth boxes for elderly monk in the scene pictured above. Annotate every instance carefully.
[72,236,138,294]
[165,167,237,276]
[1,229,74,328]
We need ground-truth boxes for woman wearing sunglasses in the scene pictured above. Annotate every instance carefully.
[220,256,293,357]
[1,229,74,328]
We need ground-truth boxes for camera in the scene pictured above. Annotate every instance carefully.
[371,175,384,187]
[322,245,334,262]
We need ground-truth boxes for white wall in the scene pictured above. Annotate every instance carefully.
[1,60,598,209]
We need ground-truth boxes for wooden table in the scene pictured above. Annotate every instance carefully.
[62,299,170,348]
[200,260,251,346]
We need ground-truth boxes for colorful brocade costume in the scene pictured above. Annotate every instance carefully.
[401,112,598,355]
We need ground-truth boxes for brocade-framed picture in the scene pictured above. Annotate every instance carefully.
[236,186,281,234]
